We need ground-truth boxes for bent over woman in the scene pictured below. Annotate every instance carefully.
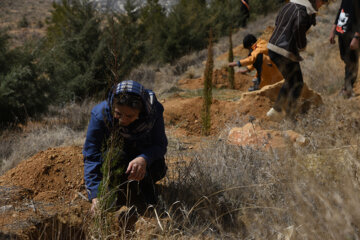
[83,80,167,213]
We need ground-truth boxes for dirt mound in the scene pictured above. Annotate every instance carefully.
[164,96,240,135]
[163,94,275,136]
[242,80,323,107]
[0,146,85,202]
[166,78,323,136]
[0,146,89,238]
[178,67,253,91]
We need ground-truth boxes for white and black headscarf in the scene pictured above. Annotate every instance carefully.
[106,80,158,140]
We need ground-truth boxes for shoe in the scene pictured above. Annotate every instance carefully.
[252,78,259,83]
[249,78,260,91]
[339,88,355,99]
[344,89,355,99]
[266,108,284,121]
[248,85,259,91]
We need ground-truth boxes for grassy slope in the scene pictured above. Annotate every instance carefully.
[0,0,52,47]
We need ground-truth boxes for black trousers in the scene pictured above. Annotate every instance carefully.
[105,141,167,213]
[113,157,167,212]
[269,50,304,115]
[240,2,250,27]
[253,53,263,84]
[338,32,359,92]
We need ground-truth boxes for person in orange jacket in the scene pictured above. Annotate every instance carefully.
[228,34,283,91]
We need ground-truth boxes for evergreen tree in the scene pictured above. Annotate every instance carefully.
[228,27,235,89]
[104,0,145,86]
[140,0,168,63]
[39,0,107,102]
[250,0,281,16]
[163,0,210,62]
[0,31,50,125]
[0,31,10,74]
[209,0,246,36]
[202,29,214,136]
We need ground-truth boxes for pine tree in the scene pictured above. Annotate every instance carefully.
[202,29,214,136]
[93,130,126,238]
[98,133,126,212]
[0,30,50,125]
[163,0,209,62]
[39,0,107,102]
[104,1,145,87]
[228,27,235,89]
[140,0,168,63]
[208,0,246,36]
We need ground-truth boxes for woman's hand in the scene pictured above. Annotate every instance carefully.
[126,157,147,181]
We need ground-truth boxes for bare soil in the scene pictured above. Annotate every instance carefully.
[0,146,90,238]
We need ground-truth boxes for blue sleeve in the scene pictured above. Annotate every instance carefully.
[138,102,168,166]
[83,110,106,201]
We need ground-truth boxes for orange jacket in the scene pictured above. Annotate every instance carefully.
[239,39,283,88]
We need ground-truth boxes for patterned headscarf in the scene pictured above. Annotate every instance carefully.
[106,80,158,140]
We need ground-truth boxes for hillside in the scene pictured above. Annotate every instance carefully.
[0,0,53,47]
[2,0,360,239]
[0,0,183,48]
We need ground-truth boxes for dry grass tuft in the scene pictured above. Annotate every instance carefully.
[154,129,360,239]
[0,100,96,174]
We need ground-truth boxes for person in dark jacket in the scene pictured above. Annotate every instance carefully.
[83,80,167,213]
[240,0,250,27]
[329,0,360,98]
[266,0,327,121]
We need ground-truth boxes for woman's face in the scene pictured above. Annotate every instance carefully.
[113,105,140,126]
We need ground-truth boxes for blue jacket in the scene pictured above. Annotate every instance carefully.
[83,81,167,200]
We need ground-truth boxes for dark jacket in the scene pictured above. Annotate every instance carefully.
[356,0,360,33]
[83,80,168,200]
[268,0,317,62]
[334,0,359,35]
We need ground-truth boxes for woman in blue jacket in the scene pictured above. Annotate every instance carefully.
[83,80,167,213]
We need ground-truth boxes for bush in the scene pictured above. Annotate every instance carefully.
[250,0,283,18]
[103,0,145,86]
[38,0,147,103]
[162,0,210,63]
[38,0,108,102]
[37,20,44,28]
[0,31,50,125]
[18,16,29,28]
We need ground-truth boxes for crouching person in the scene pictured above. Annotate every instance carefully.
[228,34,283,92]
[83,80,167,215]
